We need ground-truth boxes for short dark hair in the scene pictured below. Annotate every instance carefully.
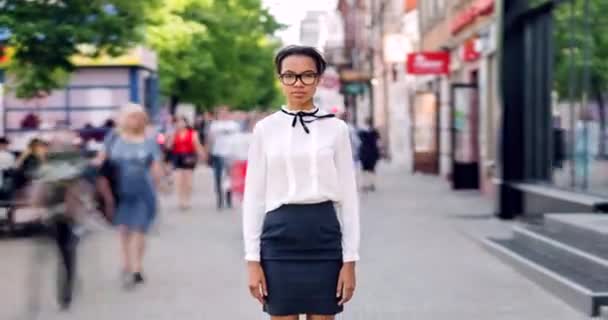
[274,45,327,75]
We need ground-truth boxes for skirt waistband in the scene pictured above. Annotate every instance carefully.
[261,201,342,261]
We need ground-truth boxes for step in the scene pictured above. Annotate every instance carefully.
[524,222,608,263]
[545,214,608,246]
[513,225,608,270]
[484,238,608,316]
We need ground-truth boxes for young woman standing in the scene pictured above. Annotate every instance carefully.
[243,46,360,320]
[167,117,205,210]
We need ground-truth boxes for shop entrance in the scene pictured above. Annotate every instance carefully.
[412,91,439,174]
[451,78,480,189]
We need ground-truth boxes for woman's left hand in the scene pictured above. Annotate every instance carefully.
[337,262,356,305]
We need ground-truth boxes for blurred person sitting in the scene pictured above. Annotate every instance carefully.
[14,138,49,191]
[0,137,15,170]
[20,112,41,130]
[0,137,15,197]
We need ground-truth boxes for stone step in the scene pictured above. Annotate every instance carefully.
[485,237,608,317]
[523,222,608,264]
[513,225,608,270]
[545,214,608,246]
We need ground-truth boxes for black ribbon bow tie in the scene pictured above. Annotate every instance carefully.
[281,108,335,134]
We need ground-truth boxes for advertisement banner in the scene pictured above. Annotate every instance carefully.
[406,52,450,75]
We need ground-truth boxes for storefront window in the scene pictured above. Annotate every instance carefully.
[551,0,608,196]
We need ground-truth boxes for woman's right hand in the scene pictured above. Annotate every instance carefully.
[247,261,268,305]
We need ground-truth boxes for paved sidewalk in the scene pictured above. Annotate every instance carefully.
[0,164,586,319]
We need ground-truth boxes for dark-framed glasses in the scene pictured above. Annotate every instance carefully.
[279,72,319,86]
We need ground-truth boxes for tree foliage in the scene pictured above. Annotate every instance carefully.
[146,0,284,111]
[553,0,608,100]
[553,0,608,155]
[0,0,284,110]
[0,0,159,98]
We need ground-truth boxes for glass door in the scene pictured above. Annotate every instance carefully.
[412,91,439,174]
[451,83,480,189]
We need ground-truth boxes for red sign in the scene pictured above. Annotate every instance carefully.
[451,0,495,34]
[406,52,450,75]
[462,38,481,62]
[404,0,416,13]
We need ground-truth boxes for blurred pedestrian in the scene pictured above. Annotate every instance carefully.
[95,103,163,288]
[21,113,41,129]
[0,137,15,169]
[358,118,381,192]
[158,115,176,183]
[0,137,15,196]
[194,114,207,146]
[338,112,361,168]
[243,45,360,319]
[224,120,255,204]
[166,116,205,210]
[208,106,240,209]
[14,138,49,191]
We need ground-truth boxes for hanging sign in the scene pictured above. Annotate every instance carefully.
[451,0,495,34]
[406,52,451,75]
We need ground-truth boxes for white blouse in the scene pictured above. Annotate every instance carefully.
[242,106,360,262]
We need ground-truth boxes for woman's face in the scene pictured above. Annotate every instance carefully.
[33,143,48,157]
[279,55,320,106]
[176,118,188,130]
[126,112,146,132]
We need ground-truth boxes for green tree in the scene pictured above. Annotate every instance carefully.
[554,0,608,156]
[146,0,284,113]
[0,0,160,98]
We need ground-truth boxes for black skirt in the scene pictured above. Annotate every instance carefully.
[172,152,197,169]
[260,201,344,316]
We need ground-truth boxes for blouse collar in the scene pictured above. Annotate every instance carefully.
[280,105,334,134]
[281,105,319,114]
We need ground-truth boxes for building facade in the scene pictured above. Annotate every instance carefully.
[416,0,499,195]
[333,0,418,166]
[336,0,374,126]
[0,47,159,149]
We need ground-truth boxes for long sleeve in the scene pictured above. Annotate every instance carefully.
[335,122,361,262]
[242,124,267,261]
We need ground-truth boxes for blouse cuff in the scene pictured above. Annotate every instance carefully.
[245,253,261,262]
[343,252,360,262]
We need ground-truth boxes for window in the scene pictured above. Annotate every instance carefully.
[551,0,608,196]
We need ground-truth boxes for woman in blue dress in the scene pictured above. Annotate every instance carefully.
[98,103,162,288]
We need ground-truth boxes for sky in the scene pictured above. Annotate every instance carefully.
[262,0,338,45]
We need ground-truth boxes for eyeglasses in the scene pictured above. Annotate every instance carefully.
[279,72,319,86]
